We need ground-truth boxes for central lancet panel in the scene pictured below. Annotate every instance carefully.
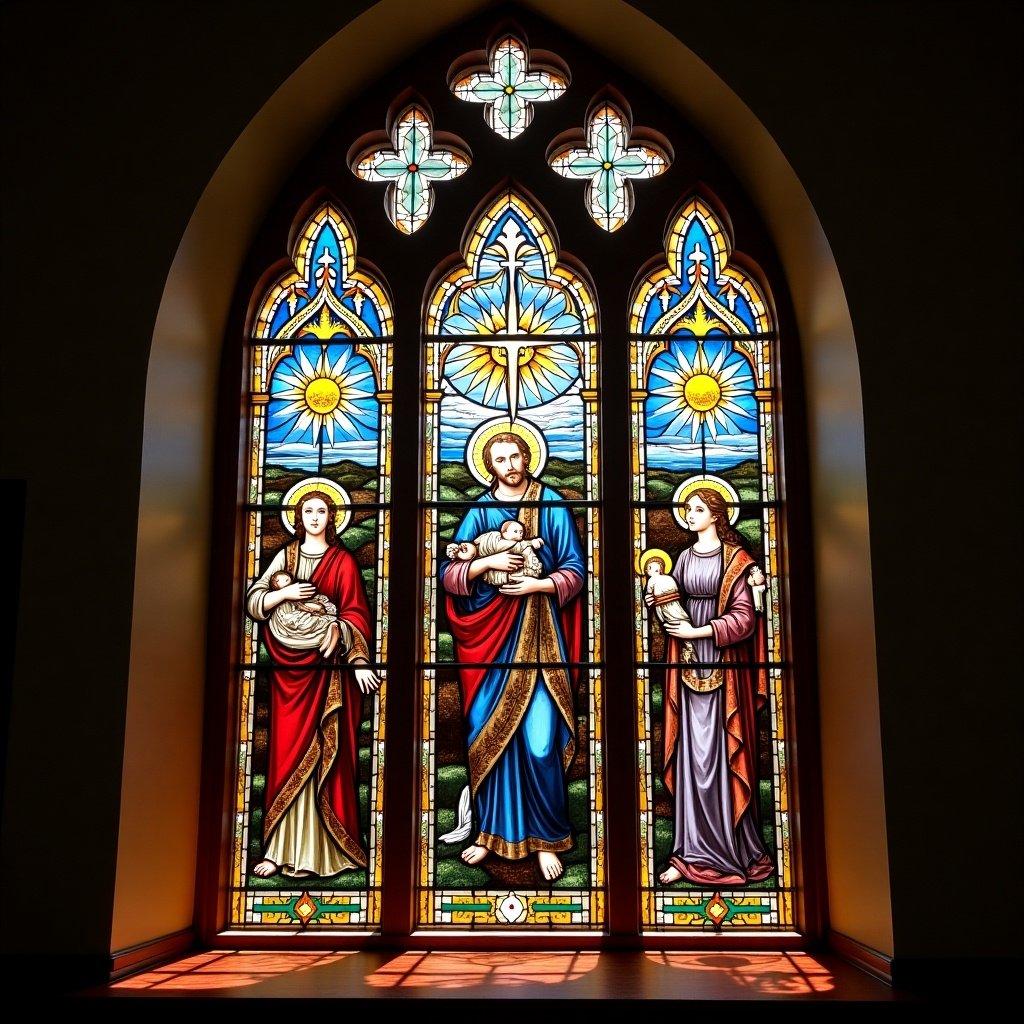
[419,188,605,929]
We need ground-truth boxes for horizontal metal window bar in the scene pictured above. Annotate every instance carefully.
[423,499,601,509]
[243,331,775,344]
[629,332,777,341]
[244,502,390,512]
[237,661,388,672]
[239,662,792,674]
[633,500,781,509]
[637,660,788,670]
[422,661,605,670]
[422,333,602,342]
[246,337,393,345]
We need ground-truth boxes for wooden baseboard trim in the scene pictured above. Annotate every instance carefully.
[828,929,893,985]
[109,928,195,981]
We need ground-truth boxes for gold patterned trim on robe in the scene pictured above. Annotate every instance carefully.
[263,614,369,868]
[678,544,749,694]
[316,669,344,790]
[264,737,321,844]
[681,667,725,693]
[344,624,371,664]
[319,790,369,869]
[719,543,758,828]
[285,539,300,577]
[316,643,369,869]
[717,544,750,618]
[466,479,576,794]
[475,830,574,858]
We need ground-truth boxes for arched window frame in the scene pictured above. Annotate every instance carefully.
[200,9,826,949]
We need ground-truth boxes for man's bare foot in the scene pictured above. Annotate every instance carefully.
[461,844,488,865]
[253,859,279,878]
[538,851,563,881]
[658,865,683,884]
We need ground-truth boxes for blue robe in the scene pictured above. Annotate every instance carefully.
[441,481,584,857]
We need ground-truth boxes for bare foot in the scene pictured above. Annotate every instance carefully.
[253,859,279,878]
[538,851,563,881]
[461,844,488,865]
[659,866,683,884]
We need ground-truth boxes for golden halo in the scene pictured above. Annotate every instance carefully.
[636,547,673,576]
[466,417,548,487]
[281,477,352,536]
[672,475,740,528]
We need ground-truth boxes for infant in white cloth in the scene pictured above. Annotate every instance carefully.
[642,550,696,662]
[267,570,346,650]
[446,519,545,587]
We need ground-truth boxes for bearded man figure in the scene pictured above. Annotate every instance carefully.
[439,432,584,882]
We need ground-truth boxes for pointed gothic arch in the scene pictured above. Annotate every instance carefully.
[117,0,887,957]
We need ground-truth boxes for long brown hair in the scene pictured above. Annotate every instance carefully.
[677,487,745,551]
[293,490,339,545]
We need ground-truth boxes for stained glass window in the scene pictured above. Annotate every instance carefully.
[232,201,392,930]
[549,96,670,232]
[223,18,810,945]
[419,189,605,928]
[450,31,569,140]
[351,101,470,234]
[629,194,793,931]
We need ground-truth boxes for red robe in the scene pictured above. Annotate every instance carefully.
[262,543,371,868]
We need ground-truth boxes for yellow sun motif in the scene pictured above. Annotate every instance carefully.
[649,342,750,441]
[444,341,578,416]
[274,346,373,444]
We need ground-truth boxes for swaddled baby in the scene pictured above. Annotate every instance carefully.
[640,549,696,663]
[446,519,545,587]
[266,570,346,651]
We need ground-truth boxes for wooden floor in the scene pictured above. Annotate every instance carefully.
[80,950,909,1005]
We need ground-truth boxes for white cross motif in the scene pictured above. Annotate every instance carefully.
[315,247,337,289]
[687,242,709,285]
[479,219,534,421]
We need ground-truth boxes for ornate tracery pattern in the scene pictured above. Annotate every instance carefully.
[549,98,670,232]
[630,195,792,931]
[351,103,470,234]
[450,32,569,140]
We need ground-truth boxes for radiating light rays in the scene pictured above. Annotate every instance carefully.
[648,341,755,442]
[444,340,579,414]
[451,34,568,140]
[441,212,587,337]
[271,345,376,445]
[430,203,590,419]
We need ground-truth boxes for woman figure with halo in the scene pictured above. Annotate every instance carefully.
[648,476,773,887]
[245,479,380,880]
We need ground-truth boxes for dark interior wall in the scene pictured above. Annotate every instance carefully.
[0,0,1019,968]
